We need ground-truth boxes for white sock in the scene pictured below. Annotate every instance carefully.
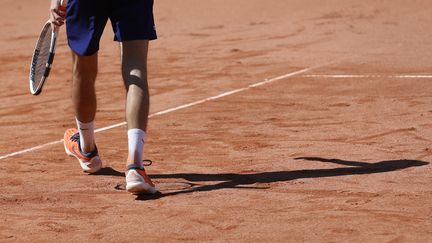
[127,128,146,168]
[75,117,95,154]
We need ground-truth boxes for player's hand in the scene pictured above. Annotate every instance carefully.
[50,0,66,30]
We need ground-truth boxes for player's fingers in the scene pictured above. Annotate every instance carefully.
[51,9,66,21]
[54,20,65,26]
[50,12,65,25]
[54,8,66,18]
[49,16,64,28]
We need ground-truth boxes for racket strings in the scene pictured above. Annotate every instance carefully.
[31,24,53,90]
[35,30,52,80]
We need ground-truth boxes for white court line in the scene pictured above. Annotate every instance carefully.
[303,74,432,79]
[0,140,64,161]
[0,67,314,161]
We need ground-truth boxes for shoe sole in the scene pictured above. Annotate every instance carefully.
[126,182,157,194]
[64,143,102,173]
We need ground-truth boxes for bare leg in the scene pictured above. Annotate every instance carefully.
[121,40,150,131]
[72,53,98,123]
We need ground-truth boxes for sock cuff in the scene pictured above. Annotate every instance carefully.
[75,117,95,154]
[75,117,95,130]
[127,128,146,139]
[127,128,146,166]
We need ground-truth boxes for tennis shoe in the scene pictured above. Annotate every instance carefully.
[64,128,102,173]
[125,164,157,194]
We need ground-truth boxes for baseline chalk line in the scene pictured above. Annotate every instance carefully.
[302,74,432,79]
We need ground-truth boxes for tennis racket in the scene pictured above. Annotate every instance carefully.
[29,0,67,96]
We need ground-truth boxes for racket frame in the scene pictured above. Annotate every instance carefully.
[29,23,59,95]
[29,0,66,96]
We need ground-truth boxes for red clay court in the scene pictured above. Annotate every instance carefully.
[1,0,432,241]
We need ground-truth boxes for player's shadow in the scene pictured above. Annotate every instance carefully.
[91,167,124,177]
[136,158,428,201]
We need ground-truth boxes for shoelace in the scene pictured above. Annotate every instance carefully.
[126,160,153,171]
[142,159,152,166]
[69,132,98,157]
[71,133,80,142]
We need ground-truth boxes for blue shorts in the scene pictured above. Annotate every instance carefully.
[66,0,157,56]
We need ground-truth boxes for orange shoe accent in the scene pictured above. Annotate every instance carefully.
[64,128,90,162]
[136,169,155,187]
[64,128,102,173]
[125,164,157,194]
